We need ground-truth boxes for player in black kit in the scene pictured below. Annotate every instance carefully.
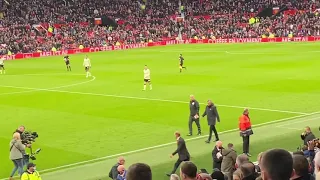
[64,56,71,71]
[179,54,186,73]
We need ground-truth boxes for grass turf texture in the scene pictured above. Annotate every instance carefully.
[0,42,320,179]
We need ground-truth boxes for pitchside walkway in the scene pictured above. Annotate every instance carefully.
[33,113,320,180]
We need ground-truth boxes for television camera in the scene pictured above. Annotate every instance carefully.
[21,131,41,160]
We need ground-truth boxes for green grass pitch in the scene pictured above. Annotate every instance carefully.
[1,42,320,180]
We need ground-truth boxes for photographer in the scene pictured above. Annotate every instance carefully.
[301,126,316,146]
[9,132,30,179]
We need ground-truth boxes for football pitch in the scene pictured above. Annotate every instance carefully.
[1,42,320,180]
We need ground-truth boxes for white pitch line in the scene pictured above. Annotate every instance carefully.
[275,116,320,130]
[0,84,308,115]
[0,74,96,96]
[277,127,302,131]
[2,112,317,176]
[276,117,320,128]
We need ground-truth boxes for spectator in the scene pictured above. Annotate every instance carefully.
[221,143,237,180]
[314,152,320,177]
[233,169,244,180]
[291,155,311,180]
[180,161,197,180]
[260,149,293,180]
[109,157,125,180]
[126,163,151,180]
[240,162,257,180]
[198,173,213,180]
[213,141,223,170]
[301,127,316,146]
[255,152,264,174]
[171,174,180,180]
[235,154,249,169]
[210,171,225,180]
[117,165,127,180]
[293,151,305,156]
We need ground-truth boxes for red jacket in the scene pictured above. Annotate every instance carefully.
[239,114,252,131]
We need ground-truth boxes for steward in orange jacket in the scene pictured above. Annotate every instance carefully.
[239,108,253,157]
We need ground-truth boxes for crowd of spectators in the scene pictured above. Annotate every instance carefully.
[0,0,319,53]
[111,126,320,180]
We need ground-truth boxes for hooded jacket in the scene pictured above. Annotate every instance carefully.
[221,148,237,173]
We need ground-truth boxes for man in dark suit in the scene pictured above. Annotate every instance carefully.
[166,131,190,176]
[212,141,223,170]
[202,100,220,143]
[188,95,201,136]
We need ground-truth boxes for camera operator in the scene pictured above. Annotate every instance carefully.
[301,126,316,146]
[9,132,30,179]
[14,126,25,136]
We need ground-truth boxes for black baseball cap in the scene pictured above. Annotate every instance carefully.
[27,163,36,169]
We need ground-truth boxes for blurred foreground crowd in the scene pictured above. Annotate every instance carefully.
[0,0,320,53]
[109,126,320,180]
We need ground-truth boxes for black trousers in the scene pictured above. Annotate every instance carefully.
[208,125,219,141]
[242,136,250,154]
[189,116,201,135]
[171,157,190,174]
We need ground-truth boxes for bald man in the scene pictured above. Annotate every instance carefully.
[212,141,223,170]
[109,157,125,180]
[188,95,201,136]
[117,165,127,180]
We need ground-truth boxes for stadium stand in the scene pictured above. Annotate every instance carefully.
[0,0,319,53]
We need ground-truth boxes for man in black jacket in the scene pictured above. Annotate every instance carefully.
[109,156,125,180]
[212,141,223,170]
[301,126,316,146]
[166,131,190,176]
[202,100,220,143]
[188,95,201,136]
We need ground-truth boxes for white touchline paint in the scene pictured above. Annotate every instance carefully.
[0,112,316,178]
[0,83,308,115]
[0,74,96,96]
[276,127,302,131]
[275,116,320,130]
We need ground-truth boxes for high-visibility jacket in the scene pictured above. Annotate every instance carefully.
[239,114,252,131]
[21,171,42,180]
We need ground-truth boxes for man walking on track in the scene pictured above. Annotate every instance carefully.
[166,131,190,176]
[239,108,253,157]
[188,95,201,136]
[202,100,220,143]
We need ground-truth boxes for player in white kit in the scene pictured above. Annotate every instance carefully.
[83,55,91,78]
[0,56,5,74]
[143,65,152,90]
